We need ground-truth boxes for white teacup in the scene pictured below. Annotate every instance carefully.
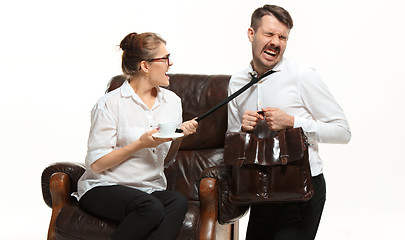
[158,122,177,137]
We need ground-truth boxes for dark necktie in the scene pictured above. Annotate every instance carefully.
[176,70,278,132]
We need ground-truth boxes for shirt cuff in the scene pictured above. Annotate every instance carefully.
[293,116,303,129]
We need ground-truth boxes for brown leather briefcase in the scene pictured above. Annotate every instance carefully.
[224,127,314,204]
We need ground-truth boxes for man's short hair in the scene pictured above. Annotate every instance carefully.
[251,5,293,30]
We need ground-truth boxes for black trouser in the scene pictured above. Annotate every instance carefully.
[246,174,326,240]
[79,185,188,240]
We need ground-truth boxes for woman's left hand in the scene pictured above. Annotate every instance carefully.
[180,118,198,136]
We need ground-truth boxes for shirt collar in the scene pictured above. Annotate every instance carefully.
[120,80,168,103]
[155,87,167,103]
[120,80,134,97]
[248,56,286,78]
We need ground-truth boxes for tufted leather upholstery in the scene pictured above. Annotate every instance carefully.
[41,74,247,240]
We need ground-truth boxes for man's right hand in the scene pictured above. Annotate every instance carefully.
[241,110,264,132]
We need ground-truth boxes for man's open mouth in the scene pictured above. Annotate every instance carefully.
[264,49,277,57]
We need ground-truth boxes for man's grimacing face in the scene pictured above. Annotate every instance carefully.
[248,15,290,74]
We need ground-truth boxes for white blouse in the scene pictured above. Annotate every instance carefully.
[75,80,182,200]
[227,57,351,176]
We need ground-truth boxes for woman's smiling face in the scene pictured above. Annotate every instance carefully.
[148,43,173,87]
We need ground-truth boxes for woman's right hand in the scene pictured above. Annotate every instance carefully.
[138,128,172,148]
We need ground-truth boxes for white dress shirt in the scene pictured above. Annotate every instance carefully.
[227,57,351,176]
[75,80,182,200]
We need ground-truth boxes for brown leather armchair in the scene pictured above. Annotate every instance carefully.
[41,74,248,240]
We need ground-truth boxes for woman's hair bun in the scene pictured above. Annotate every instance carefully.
[120,32,166,76]
[120,32,138,51]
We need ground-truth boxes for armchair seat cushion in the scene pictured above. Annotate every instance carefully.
[55,204,117,240]
[173,201,200,240]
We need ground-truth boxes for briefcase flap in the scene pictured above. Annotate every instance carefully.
[224,128,307,167]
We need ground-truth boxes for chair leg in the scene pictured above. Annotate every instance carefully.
[48,173,71,240]
[231,221,239,240]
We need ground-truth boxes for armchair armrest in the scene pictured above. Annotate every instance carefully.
[199,177,218,240]
[41,162,85,208]
[202,166,249,225]
[41,162,85,240]
[48,173,71,240]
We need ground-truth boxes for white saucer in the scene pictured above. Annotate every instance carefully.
[152,132,184,139]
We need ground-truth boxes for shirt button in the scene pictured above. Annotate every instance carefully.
[152,149,156,153]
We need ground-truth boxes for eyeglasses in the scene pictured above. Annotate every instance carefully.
[147,54,170,66]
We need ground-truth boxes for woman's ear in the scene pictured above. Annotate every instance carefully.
[139,60,149,74]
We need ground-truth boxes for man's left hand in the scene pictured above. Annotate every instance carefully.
[262,107,294,131]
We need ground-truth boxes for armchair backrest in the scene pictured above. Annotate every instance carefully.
[164,74,230,201]
[167,74,230,149]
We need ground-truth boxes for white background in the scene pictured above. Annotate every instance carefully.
[1,0,404,239]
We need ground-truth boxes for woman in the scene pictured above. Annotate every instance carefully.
[75,32,198,240]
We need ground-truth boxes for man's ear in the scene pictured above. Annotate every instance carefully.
[247,27,255,42]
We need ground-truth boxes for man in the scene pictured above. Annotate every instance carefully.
[227,5,351,240]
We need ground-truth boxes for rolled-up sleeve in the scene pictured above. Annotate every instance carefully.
[86,104,117,165]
